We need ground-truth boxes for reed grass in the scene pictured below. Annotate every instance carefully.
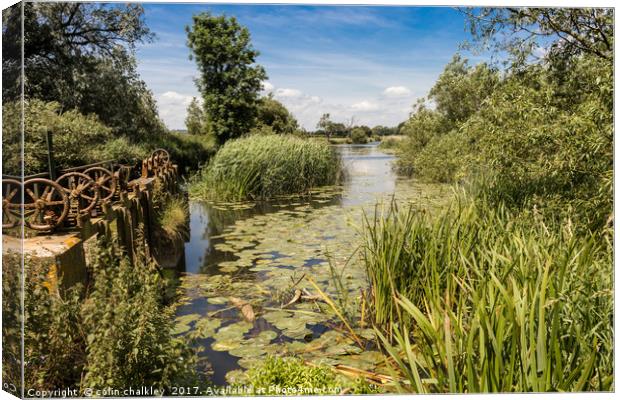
[363,195,613,392]
[188,134,342,201]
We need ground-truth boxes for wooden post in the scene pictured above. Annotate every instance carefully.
[46,129,57,180]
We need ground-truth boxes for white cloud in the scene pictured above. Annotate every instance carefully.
[383,86,412,97]
[275,88,303,98]
[262,81,274,92]
[351,101,379,111]
[155,91,195,130]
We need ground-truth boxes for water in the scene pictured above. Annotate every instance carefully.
[173,143,448,385]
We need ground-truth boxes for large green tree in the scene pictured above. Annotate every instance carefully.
[186,12,267,144]
[2,3,164,139]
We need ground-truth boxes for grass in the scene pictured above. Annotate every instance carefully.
[362,195,613,392]
[189,134,342,201]
[157,196,189,240]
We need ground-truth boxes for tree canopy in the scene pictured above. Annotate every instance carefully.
[2,2,165,139]
[186,12,267,144]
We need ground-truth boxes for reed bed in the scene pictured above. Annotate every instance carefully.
[189,134,342,201]
[363,196,613,392]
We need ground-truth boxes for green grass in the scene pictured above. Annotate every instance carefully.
[363,195,613,392]
[189,134,342,201]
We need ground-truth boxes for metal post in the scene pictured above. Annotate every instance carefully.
[46,129,56,180]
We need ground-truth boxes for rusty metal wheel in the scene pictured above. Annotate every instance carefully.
[151,148,170,165]
[23,178,69,231]
[84,167,117,202]
[2,179,22,229]
[55,172,99,216]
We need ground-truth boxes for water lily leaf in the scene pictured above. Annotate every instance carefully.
[212,338,242,352]
[225,369,248,385]
[193,318,222,338]
[229,344,267,358]
[209,296,229,305]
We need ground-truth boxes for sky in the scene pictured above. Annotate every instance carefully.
[136,4,477,130]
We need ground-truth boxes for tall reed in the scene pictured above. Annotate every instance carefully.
[189,134,342,201]
[363,196,613,392]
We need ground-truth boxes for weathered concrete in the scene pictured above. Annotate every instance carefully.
[2,172,188,292]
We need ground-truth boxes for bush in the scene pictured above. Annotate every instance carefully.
[189,135,342,201]
[350,128,368,144]
[81,235,197,390]
[3,237,198,393]
[364,198,613,392]
[2,100,112,175]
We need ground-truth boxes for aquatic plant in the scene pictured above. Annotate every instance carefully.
[239,356,378,395]
[363,196,613,392]
[188,134,342,201]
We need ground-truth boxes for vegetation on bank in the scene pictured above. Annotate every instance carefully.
[355,8,614,393]
[394,9,612,231]
[189,134,342,201]
[363,197,612,392]
[1,236,200,393]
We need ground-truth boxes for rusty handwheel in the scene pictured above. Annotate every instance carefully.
[2,179,22,229]
[23,178,69,231]
[151,148,170,166]
[55,172,99,216]
[84,167,117,202]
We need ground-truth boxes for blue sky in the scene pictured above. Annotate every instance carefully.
[136,4,476,130]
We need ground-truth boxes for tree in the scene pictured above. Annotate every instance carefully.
[428,55,500,126]
[461,8,613,68]
[255,96,298,134]
[185,98,206,135]
[186,12,267,144]
[350,128,368,144]
[317,113,333,137]
[2,3,165,139]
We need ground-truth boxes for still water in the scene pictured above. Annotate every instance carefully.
[174,143,448,385]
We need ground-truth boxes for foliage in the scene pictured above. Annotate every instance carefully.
[461,8,613,68]
[3,238,198,393]
[189,135,341,201]
[2,3,164,139]
[152,180,189,241]
[88,136,151,164]
[350,128,368,144]
[81,235,198,390]
[140,131,217,173]
[364,198,613,392]
[372,125,399,136]
[185,97,209,135]
[2,252,22,394]
[241,356,378,395]
[316,113,349,137]
[461,56,612,229]
[186,12,267,144]
[22,258,85,391]
[428,55,500,126]
[255,95,299,134]
[2,99,112,176]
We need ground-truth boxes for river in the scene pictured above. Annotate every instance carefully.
[173,143,449,385]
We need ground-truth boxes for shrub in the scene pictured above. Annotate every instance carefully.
[364,198,613,392]
[81,235,197,390]
[2,100,112,175]
[189,135,342,201]
[350,128,368,144]
[4,237,198,393]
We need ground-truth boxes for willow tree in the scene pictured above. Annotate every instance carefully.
[186,12,267,144]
